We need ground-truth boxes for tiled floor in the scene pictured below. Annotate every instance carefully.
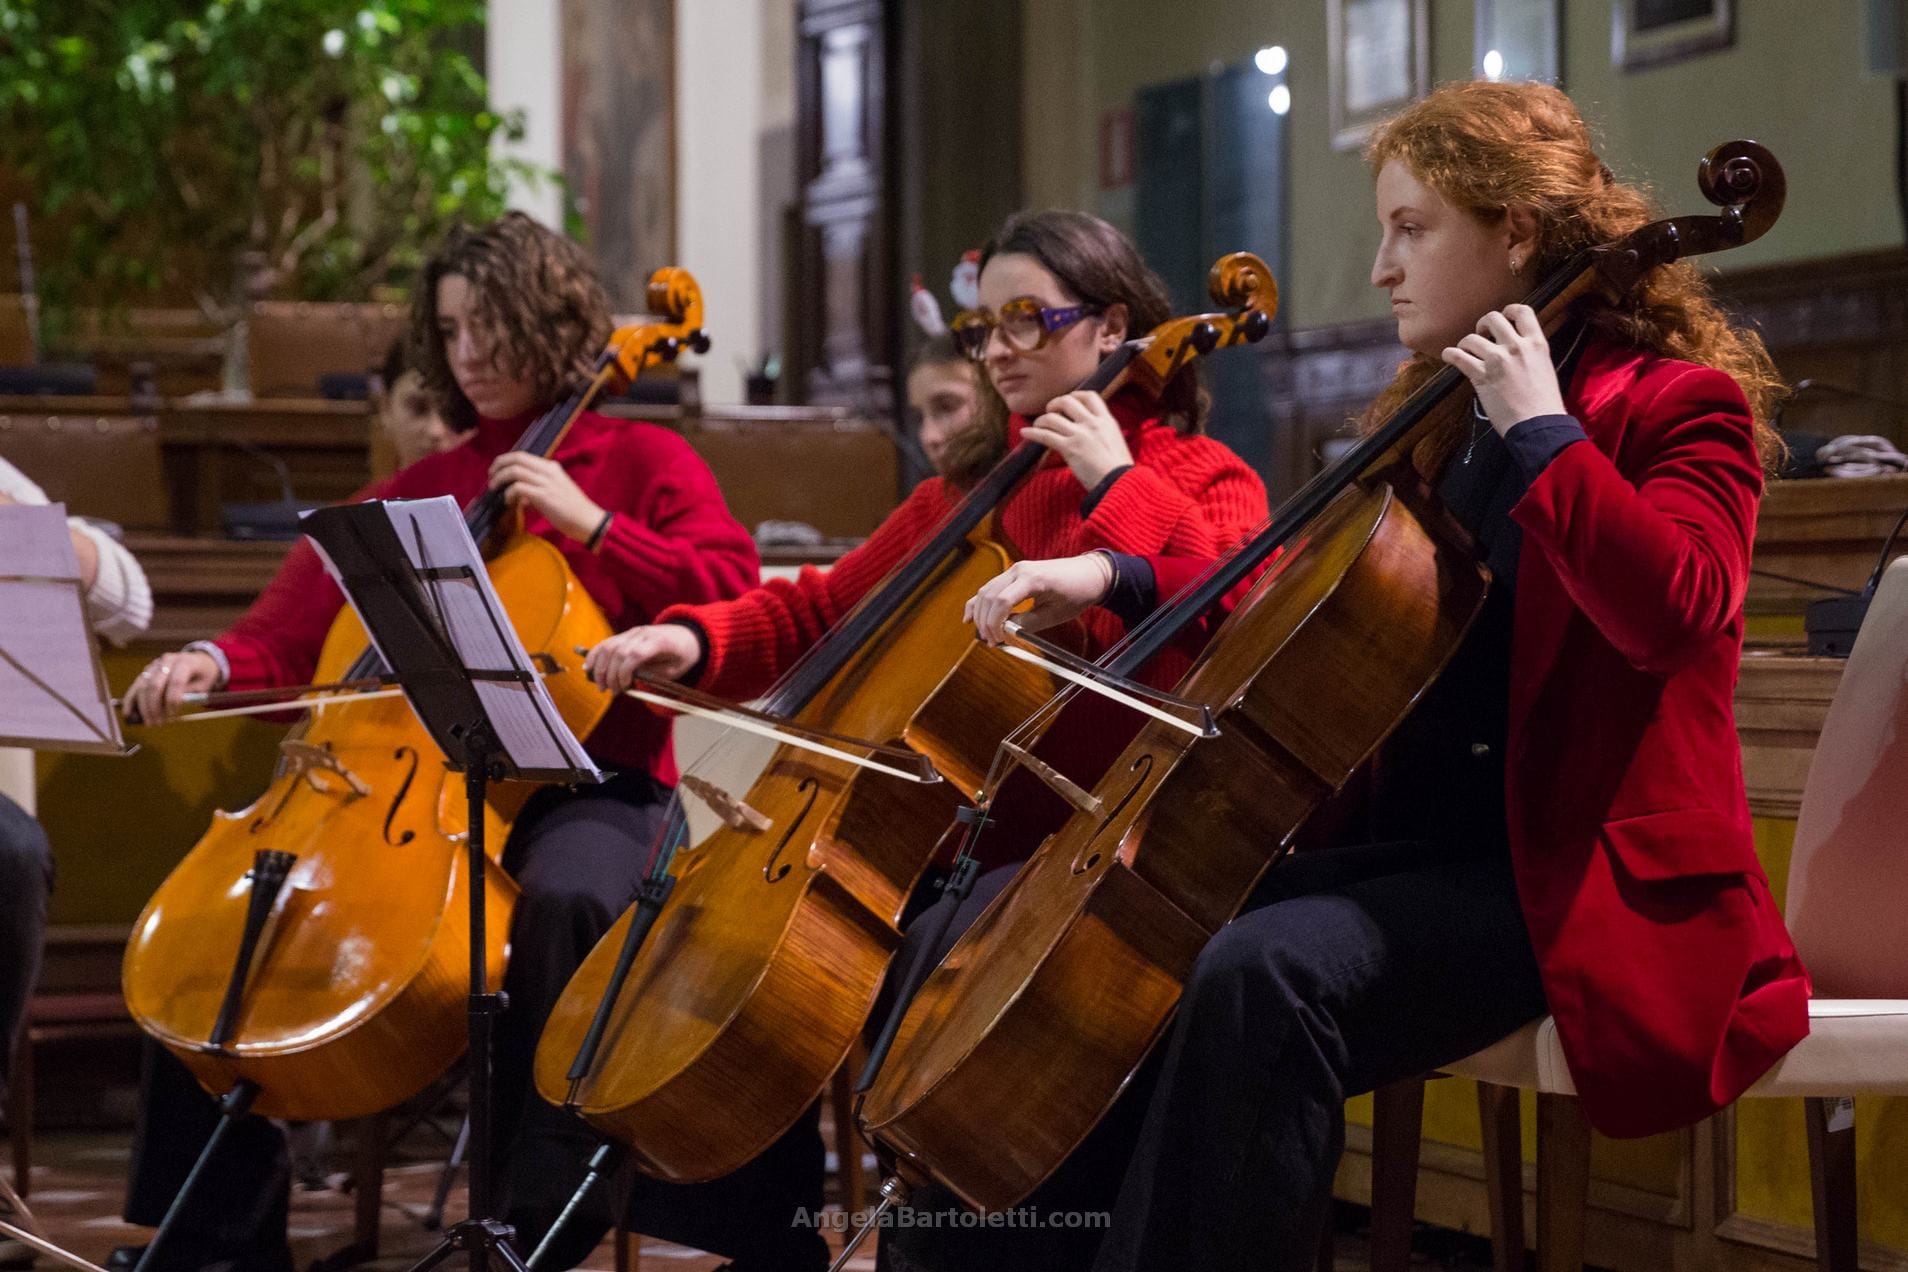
[2,1127,1509,1271]
[4,1128,877,1271]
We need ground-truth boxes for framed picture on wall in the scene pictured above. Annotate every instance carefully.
[1328,0,1430,150]
[1477,0,1563,84]
[1614,0,1734,71]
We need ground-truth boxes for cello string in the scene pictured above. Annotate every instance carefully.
[620,687,938,783]
[995,639,1207,738]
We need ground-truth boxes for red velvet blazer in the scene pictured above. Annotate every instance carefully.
[1506,336,1809,1137]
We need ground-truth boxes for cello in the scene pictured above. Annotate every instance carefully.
[529,254,1279,1189]
[121,269,711,1122]
[856,141,1786,1215]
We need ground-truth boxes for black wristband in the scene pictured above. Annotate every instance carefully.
[585,510,615,552]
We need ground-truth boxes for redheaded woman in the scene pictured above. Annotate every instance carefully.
[1091,80,1809,1272]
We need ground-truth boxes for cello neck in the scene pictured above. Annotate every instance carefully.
[461,356,615,547]
[763,341,1144,715]
[1108,262,1601,680]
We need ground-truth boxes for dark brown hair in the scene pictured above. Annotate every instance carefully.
[940,209,1203,488]
[910,333,1006,482]
[1361,81,1786,470]
[410,211,613,433]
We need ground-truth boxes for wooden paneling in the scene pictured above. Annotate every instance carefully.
[1257,316,1403,503]
[54,307,226,398]
[247,301,408,397]
[124,533,293,646]
[0,410,169,528]
[1749,473,1908,618]
[0,393,903,542]
[0,293,33,363]
[602,402,900,538]
[792,0,897,410]
[1735,652,1842,819]
[1255,248,1908,501]
[1719,248,1908,439]
[0,393,374,534]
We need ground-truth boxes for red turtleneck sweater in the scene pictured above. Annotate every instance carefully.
[658,392,1269,700]
[209,409,759,780]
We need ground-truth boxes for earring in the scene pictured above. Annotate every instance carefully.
[1510,255,1523,277]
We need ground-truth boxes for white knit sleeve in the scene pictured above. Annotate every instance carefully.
[71,520,154,646]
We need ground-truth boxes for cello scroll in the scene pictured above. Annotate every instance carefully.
[603,267,712,390]
[1590,140,1784,292]
[1115,251,1278,401]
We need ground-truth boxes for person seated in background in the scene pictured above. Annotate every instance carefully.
[374,337,458,469]
[905,332,992,476]
[0,456,152,1269]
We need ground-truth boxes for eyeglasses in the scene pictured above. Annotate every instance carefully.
[950,297,1104,362]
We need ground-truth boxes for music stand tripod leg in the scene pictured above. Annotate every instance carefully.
[406,724,530,1272]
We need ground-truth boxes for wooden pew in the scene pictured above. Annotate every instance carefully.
[247,301,409,397]
[603,403,901,539]
[0,394,373,534]
[1747,472,1908,633]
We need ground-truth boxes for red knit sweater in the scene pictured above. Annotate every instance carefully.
[211,408,759,781]
[659,391,1269,701]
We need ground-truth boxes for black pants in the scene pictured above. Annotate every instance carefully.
[868,864,1157,1272]
[871,840,1548,1272]
[0,793,54,1103]
[124,772,827,1270]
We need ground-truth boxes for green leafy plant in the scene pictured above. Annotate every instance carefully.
[0,0,554,333]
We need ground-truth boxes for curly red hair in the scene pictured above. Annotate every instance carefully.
[1361,81,1786,470]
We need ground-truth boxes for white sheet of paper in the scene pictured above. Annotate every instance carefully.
[0,504,124,752]
[304,497,601,781]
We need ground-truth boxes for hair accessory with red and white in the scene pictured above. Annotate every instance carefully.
[949,249,981,311]
[910,273,947,337]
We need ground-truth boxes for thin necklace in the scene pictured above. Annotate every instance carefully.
[1463,322,1590,465]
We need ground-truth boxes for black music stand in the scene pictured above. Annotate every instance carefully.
[302,498,600,1272]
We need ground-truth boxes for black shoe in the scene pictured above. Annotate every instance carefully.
[716,1241,833,1272]
[105,1242,294,1272]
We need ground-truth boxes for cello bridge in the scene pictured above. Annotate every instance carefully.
[277,740,371,800]
[680,774,772,832]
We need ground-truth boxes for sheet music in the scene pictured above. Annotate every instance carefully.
[0,504,125,753]
[306,496,602,781]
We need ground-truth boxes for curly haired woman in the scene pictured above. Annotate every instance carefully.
[1087,79,1809,1272]
[116,212,762,1272]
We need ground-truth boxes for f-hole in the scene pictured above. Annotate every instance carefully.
[1072,752,1155,875]
[382,746,421,846]
[764,777,821,883]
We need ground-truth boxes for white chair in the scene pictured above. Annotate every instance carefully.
[1367,557,1908,1272]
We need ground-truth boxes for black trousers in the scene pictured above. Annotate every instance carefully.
[124,772,827,1270]
[870,840,1549,1272]
[0,793,54,1103]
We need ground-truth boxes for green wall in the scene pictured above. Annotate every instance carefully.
[1025,0,1901,330]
